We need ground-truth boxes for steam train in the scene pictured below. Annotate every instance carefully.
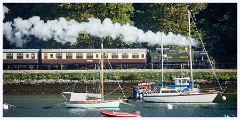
[3,48,210,70]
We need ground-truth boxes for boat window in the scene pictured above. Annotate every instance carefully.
[178,80,181,84]
[182,80,186,84]
[169,90,178,93]
[161,90,169,93]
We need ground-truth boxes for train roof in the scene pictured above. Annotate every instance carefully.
[3,49,39,53]
[3,49,147,53]
[41,49,147,53]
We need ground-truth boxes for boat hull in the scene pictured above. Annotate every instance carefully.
[100,109,141,117]
[65,100,120,108]
[143,93,218,103]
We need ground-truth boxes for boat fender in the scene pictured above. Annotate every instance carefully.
[135,111,140,114]
[139,93,143,100]
[222,96,227,101]
[3,104,9,110]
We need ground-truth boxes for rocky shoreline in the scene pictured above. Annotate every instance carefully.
[3,69,237,94]
[3,80,236,94]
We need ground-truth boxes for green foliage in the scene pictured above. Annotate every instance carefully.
[132,3,207,37]
[3,71,236,84]
[196,3,237,64]
[58,3,134,24]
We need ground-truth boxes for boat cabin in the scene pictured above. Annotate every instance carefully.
[167,77,193,92]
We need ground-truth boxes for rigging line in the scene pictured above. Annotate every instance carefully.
[71,82,76,92]
[118,82,126,99]
[107,59,113,69]
[61,93,67,101]
[190,12,223,92]
[107,58,127,98]
[104,86,120,97]
[62,82,77,92]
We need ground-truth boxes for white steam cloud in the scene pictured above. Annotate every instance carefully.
[3,5,9,20]
[3,6,198,48]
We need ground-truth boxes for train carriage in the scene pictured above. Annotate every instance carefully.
[40,49,147,69]
[3,49,39,70]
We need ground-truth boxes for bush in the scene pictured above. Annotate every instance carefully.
[3,71,237,84]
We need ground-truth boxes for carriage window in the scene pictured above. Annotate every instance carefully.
[26,54,29,59]
[132,53,139,58]
[31,53,35,59]
[87,53,93,59]
[122,53,128,58]
[50,54,54,58]
[141,54,144,58]
[104,53,108,58]
[96,54,99,59]
[66,53,72,59]
[6,53,13,59]
[44,53,48,59]
[112,53,118,59]
[17,53,23,59]
[57,53,62,59]
[77,53,83,59]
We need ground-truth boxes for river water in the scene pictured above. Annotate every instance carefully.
[3,93,237,118]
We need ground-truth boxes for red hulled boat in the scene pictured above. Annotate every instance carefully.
[100,109,141,117]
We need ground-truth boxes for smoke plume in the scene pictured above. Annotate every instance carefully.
[3,6,198,48]
[3,5,9,20]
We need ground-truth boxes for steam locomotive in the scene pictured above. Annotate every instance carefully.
[3,48,210,70]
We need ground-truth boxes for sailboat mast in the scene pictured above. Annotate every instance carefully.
[161,33,164,88]
[101,41,104,101]
[188,10,194,84]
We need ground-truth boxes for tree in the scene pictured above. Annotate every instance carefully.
[196,3,237,66]
[132,3,207,50]
[58,3,134,24]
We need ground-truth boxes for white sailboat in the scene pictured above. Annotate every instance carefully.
[63,43,120,108]
[143,10,218,103]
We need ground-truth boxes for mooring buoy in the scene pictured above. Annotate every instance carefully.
[167,104,173,110]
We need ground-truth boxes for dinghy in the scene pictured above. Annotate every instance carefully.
[100,109,141,117]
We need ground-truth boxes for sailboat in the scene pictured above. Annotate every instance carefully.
[143,10,218,103]
[62,43,120,108]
